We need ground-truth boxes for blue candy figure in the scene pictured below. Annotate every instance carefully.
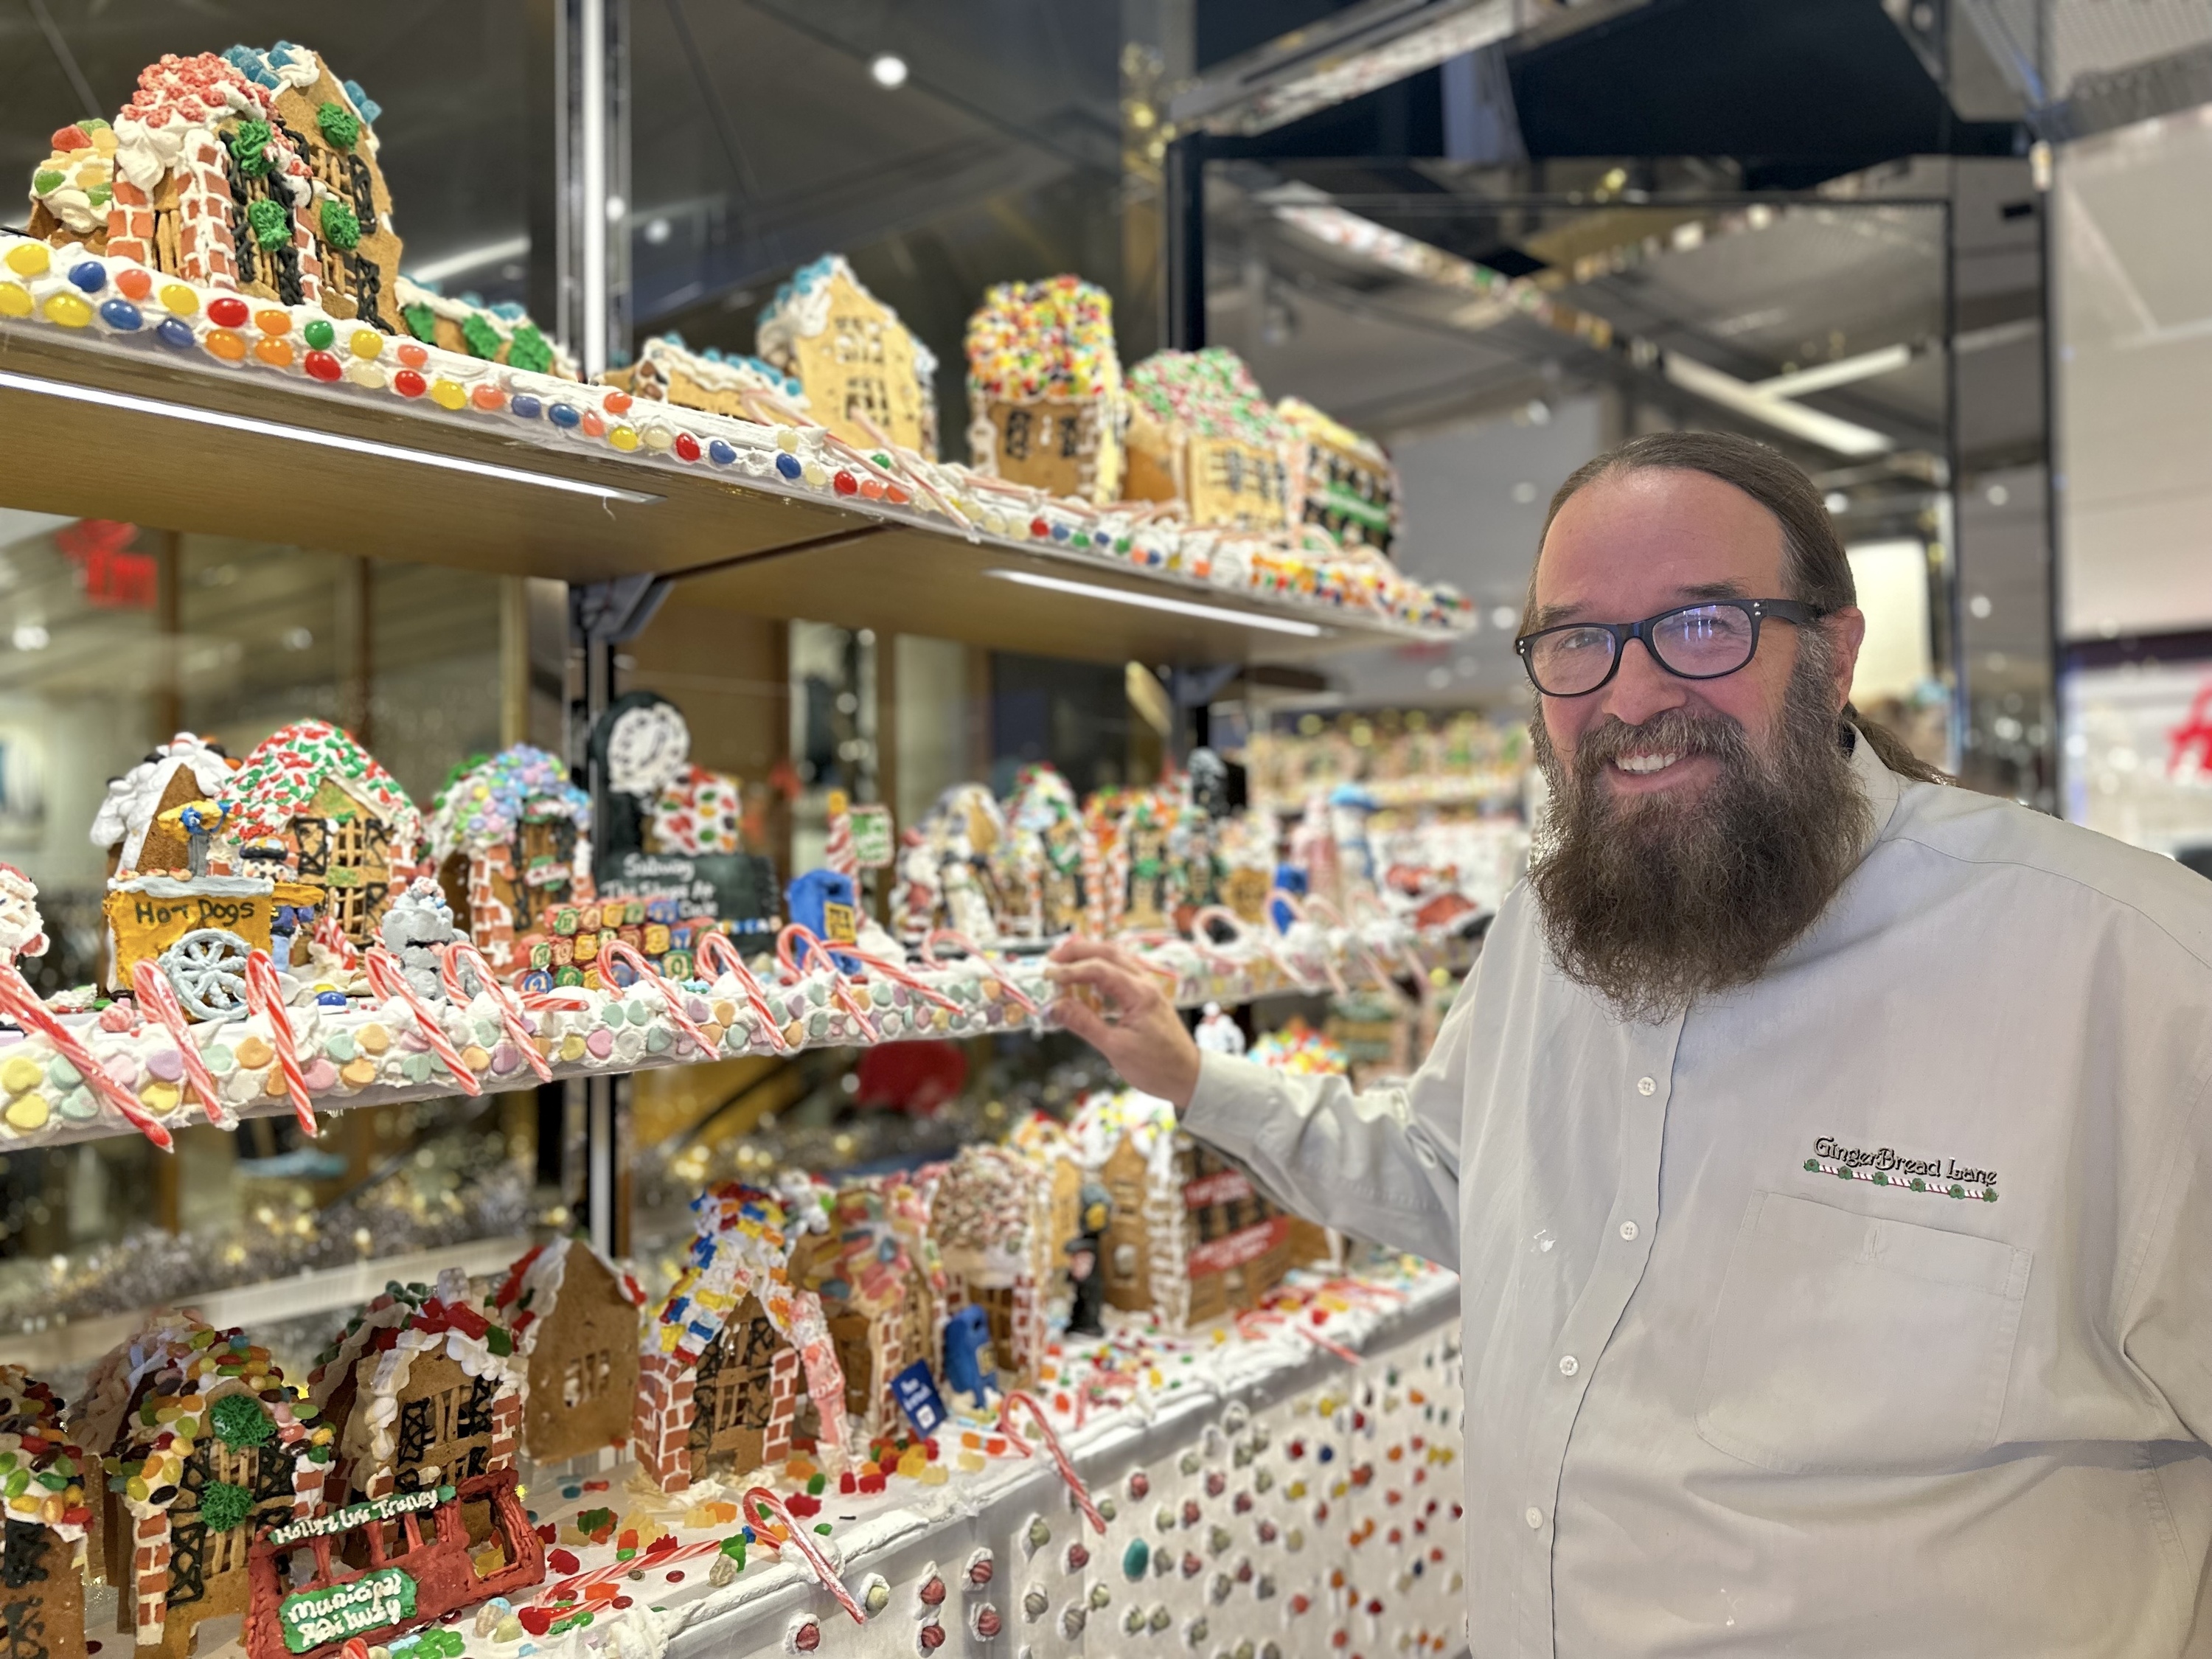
[1269,863,1308,933]
[786,868,860,968]
[942,1304,1000,1408]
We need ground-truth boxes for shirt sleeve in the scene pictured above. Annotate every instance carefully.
[2121,1071,2212,1447]
[1180,976,1475,1270]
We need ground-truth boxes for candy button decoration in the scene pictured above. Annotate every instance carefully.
[393,369,426,398]
[4,243,51,276]
[303,318,335,350]
[41,291,91,327]
[511,392,543,420]
[97,299,141,331]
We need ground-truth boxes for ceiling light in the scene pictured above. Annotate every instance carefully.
[11,623,49,651]
[1751,342,1913,400]
[0,369,663,507]
[869,54,908,88]
[1660,353,1894,458]
[983,568,1325,638]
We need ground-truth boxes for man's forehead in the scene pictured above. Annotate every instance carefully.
[1531,467,1787,617]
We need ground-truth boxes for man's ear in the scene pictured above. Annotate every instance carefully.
[1825,606,1868,712]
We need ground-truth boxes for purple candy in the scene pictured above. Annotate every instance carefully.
[585,1028,614,1059]
[490,1042,520,1073]
[145,1048,185,1082]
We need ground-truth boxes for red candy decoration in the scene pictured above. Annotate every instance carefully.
[114,268,152,301]
[792,1623,820,1653]
[1029,517,1049,538]
[917,1624,945,1652]
[396,341,428,369]
[392,369,427,398]
[548,1548,580,1575]
[674,432,700,462]
[516,1609,553,1638]
[207,296,248,328]
[304,349,341,382]
[832,470,858,496]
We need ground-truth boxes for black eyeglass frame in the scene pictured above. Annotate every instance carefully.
[1514,598,1829,698]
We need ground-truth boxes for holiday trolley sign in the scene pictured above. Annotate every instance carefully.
[279,1568,418,1652]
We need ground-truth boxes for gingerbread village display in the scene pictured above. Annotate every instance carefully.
[1279,395,1402,559]
[1124,347,1293,532]
[428,748,594,978]
[964,276,1123,504]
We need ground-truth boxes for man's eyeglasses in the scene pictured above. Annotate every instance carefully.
[1514,599,1828,698]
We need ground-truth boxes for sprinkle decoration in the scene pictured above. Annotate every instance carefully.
[0,958,171,1150]
[965,275,1119,403]
[242,950,319,1134]
[997,1391,1105,1536]
[438,939,552,1082]
[363,947,481,1096]
[597,939,714,1058]
[130,958,234,1128]
[743,1486,867,1624]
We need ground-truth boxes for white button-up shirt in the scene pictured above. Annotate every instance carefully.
[1184,731,2212,1656]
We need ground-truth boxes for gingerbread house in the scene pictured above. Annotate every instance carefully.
[964,276,1124,504]
[757,254,938,456]
[1070,1089,1302,1331]
[97,54,327,307]
[91,734,237,880]
[998,763,1091,939]
[600,334,809,422]
[491,1239,645,1467]
[645,764,748,856]
[105,1329,329,1659]
[633,1185,847,1495]
[1124,347,1293,532]
[791,1183,947,1440]
[925,1138,1077,1389]
[25,119,117,253]
[305,1270,521,1512]
[220,721,423,950]
[428,746,594,975]
[219,44,400,328]
[890,782,1011,947]
[0,1368,91,1659]
[392,276,574,378]
[1278,397,1400,558]
[60,1318,206,1595]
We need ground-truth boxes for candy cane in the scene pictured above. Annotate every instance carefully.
[439,941,552,1082]
[695,931,793,1054]
[597,939,718,1060]
[775,925,881,1042]
[742,1487,866,1624]
[998,1391,1105,1536]
[846,410,973,529]
[130,959,234,1129]
[1301,895,1402,996]
[1183,906,1254,975]
[0,961,173,1150]
[1295,1324,1364,1365]
[1265,891,1346,995]
[362,948,481,1096]
[917,931,1036,1020]
[243,952,322,1134]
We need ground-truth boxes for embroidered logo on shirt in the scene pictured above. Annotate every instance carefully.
[1806,1137,1998,1203]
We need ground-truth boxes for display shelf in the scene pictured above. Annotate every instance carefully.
[0,1235,522,1374]
[0,236,1470,664]
[0,923,1475,1155]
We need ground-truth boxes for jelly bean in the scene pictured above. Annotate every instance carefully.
[68,260,105,293]
[395,341,428,368]
[470,383,505,411]
[157,281,197,315]
[607,426,639,451]
[252,335,293,367]
[429,378,466,410]
[548,402,581,429]
[602,390,632,414]
[207,296,248,328]
[774,453,803,480]
[4,243,51,276]
[510,392,542,420]
[349,328,383,358]
[392,368,426,397]
[254,307,291,334]
[302,318,335,349]
[304,349,342,382]
[706,438,736,465]
[0,285,32,318]
[41,291,91,327]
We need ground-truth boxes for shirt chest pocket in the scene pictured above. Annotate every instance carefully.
[1696,1190,2032,1475]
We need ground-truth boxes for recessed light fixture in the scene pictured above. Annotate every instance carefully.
[984,568,1325,638]
[0,369,663,506]
[11,623,49,651]
[869,54,908,88]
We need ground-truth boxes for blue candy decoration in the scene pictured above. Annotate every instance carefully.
[509,392,543,420]
[98,299,142,332]
[67,261,105,294]
[547,402,582,429]
[775,452,803,480]
[156,317,195,351]
[706,439,737,466]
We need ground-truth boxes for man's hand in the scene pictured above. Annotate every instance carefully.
[1045,936,1204,1110]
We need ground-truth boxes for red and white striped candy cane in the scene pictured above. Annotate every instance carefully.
[1301,894,1402,996]
[917,930,1037,1020]
[775,925,881,1042]
[130,959,234,1129]
[311,907,359,973]
[362,947,481,1096]
[243,951,323,1134]
[695,931,793,1054]
[597,938,719,1059]
[742,1487,866,1624]
[438,941,552,1082]
[1265,890,1346,995]
[0,960,173,1150]
[1183,906,1256,975]
[998,1391,1105,1536]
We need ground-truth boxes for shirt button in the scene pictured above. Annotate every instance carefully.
[1558,1354,1579,1377]
[1636,1076,1657,1096]
[1618,1221,1639,1241]
[1524,1506,1544,1530]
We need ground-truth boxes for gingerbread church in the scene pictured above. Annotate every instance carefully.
[757,254,937,457]
[493,1237,646,1467]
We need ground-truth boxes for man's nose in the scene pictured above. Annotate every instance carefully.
[1598,635,1688,727]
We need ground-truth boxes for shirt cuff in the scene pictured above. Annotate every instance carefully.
[1180,1051,1277,1165]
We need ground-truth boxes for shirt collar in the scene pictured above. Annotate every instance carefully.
[1844,720,1905,866]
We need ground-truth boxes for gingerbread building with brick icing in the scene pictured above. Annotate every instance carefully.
[218,720,424,952]
[757,254,937,457]
[305,1270,521,1507]
[633,1184,848,1495]
[492,1237,646,1467]
[1124,346,1293,532]
[791,1180,948,1442]
[0,1367,91,1659]
[428,745,595,977]
[964,275,1124,504]
[922,1138,1077,1390]
[102,1326,328,1659]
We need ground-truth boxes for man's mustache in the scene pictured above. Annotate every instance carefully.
[1572,707,1754,779]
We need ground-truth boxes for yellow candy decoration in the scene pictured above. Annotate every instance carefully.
[158,282,199,316]
[4,243,51,276]
[429,378,467,411]
[0,285,32,318]
[41,291,92,328]
[349,328,383,358]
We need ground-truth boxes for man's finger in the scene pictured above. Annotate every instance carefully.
[1045,959,1152,1011]
[1053,997,1113,1048]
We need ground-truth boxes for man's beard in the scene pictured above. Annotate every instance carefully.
[1526,643,1872,1023]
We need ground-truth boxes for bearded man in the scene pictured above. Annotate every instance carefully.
[1048,431,2212,1658]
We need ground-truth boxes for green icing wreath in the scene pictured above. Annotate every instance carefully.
[460,313,504,361]
[198,1480,254,1534]
[210,1392,274,1449]
[506,324,554,376]
[228,119,275,178]
[316,101,361,151]
[246,197,291,251]
[319,198,361,252]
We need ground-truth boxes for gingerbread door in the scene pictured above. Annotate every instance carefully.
[0,1519,80,1659]
[685,1300,779,1480]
